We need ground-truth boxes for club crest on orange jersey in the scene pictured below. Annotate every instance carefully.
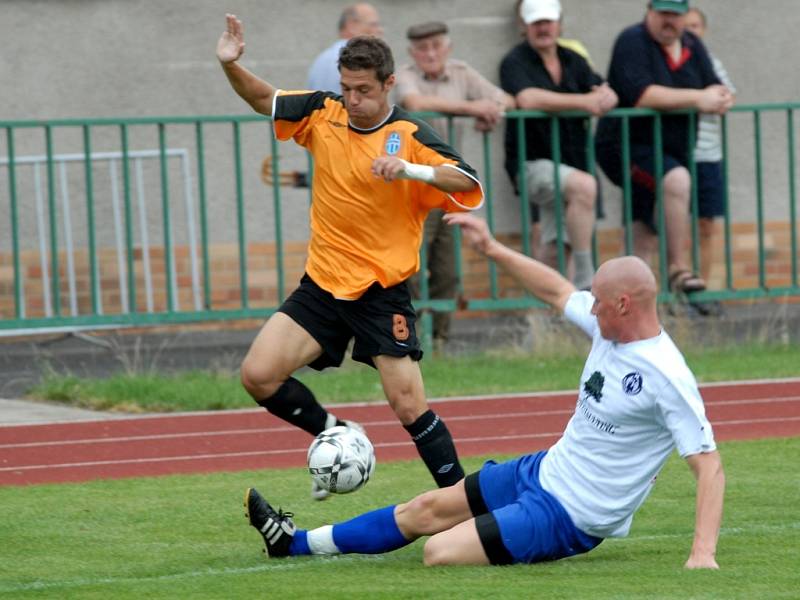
[385,132,401,155]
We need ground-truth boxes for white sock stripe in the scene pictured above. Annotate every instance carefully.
[306,525,340,555]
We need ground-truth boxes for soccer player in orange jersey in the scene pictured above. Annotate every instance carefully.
[217,14,484,498]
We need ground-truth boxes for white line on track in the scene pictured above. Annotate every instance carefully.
[1,395,798,451]
[3,415,799,473]
[1,522,797,594]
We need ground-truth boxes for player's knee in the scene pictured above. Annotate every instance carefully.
[565,171,597,207]
[239,358,280,400]
[422,534,452,566]
[664,166,691,197]
[398,490,439,535]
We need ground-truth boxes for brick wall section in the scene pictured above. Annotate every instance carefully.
[1,222,798,319]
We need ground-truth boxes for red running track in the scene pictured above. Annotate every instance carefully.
[1,379,799,487]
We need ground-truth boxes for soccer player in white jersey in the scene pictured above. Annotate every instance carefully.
[243,213,724,569]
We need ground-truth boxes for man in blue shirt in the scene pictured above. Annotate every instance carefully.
[595,0,733,294]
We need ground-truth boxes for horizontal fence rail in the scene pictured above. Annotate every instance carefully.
[0,104,798,338]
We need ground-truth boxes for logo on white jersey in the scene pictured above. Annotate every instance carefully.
[622,372,643,395]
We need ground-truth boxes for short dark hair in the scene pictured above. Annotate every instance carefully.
[338,36,394,83]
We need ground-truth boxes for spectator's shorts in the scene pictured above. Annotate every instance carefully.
[278,273,422,370]
[596,145,685,232]
[523,159,577,245]
[695,161,725,218]
[464,451,603,565]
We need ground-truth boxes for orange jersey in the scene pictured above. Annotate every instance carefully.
[273,91,484,299]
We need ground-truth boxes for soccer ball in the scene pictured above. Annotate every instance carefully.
[307,426,376,494]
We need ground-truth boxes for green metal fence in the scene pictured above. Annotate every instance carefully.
[1,103,798,336]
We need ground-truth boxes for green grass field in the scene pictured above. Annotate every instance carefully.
[2,437,799,599]
[27,343,800,412]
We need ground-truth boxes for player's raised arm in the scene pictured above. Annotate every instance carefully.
[217,14,276,116]
[684,450,725,569]
[444,213,575,313]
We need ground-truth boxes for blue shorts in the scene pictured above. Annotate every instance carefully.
[695,161,725,218]
[464,451,602,565]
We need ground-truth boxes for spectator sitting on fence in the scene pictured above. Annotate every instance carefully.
[394,21,515,350]
[500,0,617,291]
[683,6,735,315]
[307,3,383,94]
[595,0,733,295]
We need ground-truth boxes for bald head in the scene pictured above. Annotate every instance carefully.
[591,256,660,342]
[595,256,657,307]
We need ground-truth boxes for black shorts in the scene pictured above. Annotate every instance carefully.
[597,144,685,232]
[278,273,422,370]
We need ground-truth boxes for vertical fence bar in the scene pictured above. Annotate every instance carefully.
[120,124,137,313]
[232,120,248,309]
[787,109,798,288]
[448,116,464,305]
[721,114,733,290]
[158,123,176,312]
[33,164,53,316]
[59,162,79,316]
[5,128,23,318]
[195,121,212,309]
[109,160,129,313]
[44,125,61,316]
[515,115,531,257]
[585,122,599,265]
[753,110,766,289]
[482,131,499,299]
[687,112,700,274]
[135,159,155,312]
[269,123,285,302]
[653,114,669,291]
[550,116,566,275]
[83,124,100,314]
[621,116,634,255]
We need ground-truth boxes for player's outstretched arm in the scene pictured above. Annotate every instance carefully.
[443,213,575,313]
[684,450,725,569]
[217,14,276,116]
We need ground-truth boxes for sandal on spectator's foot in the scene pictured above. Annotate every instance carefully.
[668,269,706,293]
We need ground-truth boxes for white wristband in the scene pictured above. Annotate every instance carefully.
[397,159,435,183]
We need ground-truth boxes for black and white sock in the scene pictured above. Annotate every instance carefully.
[404,410,464,487]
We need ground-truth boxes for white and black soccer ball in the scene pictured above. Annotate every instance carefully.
[307,426,376,494]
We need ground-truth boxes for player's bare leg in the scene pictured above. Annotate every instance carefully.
[375,355,464,487]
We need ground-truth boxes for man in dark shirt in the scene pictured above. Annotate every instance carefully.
[500,0,616,290]
[595,0,733,294]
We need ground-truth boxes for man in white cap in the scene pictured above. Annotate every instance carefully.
[500,0,617,291]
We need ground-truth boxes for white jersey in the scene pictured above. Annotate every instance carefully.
[539,292,716,538]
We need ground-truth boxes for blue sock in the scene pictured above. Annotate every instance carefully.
[289,530,311,556]
[332,505,410,554]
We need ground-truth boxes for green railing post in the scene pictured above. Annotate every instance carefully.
[787,109,798,288]
[5,127,23,318]
[269,123,285,303]
[753,110,766,289]
[621,116,634,255]
[232,121,248,309]
[515,116,532,258]
[482,131,499,299]
[653,114,669,295]
[83,124,99,314]
[158,123,175,312]
[120,123,137,313]
[721,114,733,290]
[44,125,60,316]
[550,116,566,275]
[194,121,212,309]
[687,112,700,274]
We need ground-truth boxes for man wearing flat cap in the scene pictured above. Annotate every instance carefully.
[595,0,733,296]
[395,21,514,351]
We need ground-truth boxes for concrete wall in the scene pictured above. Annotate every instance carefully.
[2,0,799,251]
